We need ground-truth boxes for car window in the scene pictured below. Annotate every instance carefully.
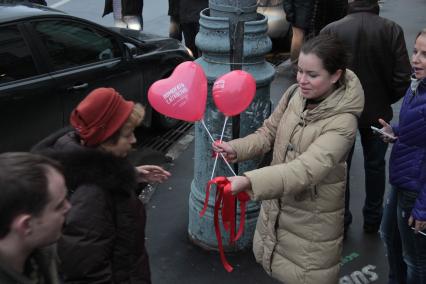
[0,25,38,84]
[33,20,122,70]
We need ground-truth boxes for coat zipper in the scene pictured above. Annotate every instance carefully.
[298,110,319,201]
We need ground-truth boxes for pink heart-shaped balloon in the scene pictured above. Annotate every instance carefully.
[212,70,256,116]
[148,61,207,122]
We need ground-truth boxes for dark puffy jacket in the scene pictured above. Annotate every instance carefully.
[283,0,315,30]
[168,0,207,23]
[32,129,151,284]
[168,0,179,17]
[308,0,348,36]
[0,246,60,284]
[321,1,411,127]
[389,78,426,220]
[103,0,143,17]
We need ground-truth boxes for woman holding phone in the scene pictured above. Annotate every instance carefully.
[379,28,426,284]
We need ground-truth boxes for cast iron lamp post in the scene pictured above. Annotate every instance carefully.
[188,0,275,251]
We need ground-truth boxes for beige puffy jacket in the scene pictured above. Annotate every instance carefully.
[229,70,364,284]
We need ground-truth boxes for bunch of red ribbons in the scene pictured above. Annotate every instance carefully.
[199,176,250,272]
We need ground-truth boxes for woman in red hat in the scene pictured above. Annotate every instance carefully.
[32,87,170,283]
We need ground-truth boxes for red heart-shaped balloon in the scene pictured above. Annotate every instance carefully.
[148,61,207,122]
[212,70,256,116]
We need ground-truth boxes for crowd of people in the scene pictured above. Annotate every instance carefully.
[1,0,425,284]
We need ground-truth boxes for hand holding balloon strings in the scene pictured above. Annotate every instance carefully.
[210,116,229,179]
[200,119,237,177]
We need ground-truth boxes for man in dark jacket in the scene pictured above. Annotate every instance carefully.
[321,0,411,235]
[168,0,208,58]
[0,152,70,284]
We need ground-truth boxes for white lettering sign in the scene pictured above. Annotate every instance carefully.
[162,83,188,105]
[213,79,225,91]
[339,265,378,284]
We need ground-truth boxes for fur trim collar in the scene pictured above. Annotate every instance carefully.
[47,149,137,196]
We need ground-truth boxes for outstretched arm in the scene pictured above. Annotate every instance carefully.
[136,165,171,183]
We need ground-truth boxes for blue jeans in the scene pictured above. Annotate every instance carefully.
[345,127,388,229]
[381,187,426,284]
[381,186,406,284]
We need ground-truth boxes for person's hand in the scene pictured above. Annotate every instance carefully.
[227,176,252,195]
[409,215,426,234]
[136,165,171,183]
[378,119,397,143]
[212,141,237,163]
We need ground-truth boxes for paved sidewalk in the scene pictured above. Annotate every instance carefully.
[144,141,281,283]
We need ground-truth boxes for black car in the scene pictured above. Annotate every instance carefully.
[0,3,193,152]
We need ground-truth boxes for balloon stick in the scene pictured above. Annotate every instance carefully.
[210,116,229,179]
[201,119,237,176]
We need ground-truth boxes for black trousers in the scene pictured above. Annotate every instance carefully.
[345,127,388,229]
[169,16,200,58]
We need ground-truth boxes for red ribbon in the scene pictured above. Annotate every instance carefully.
[199,176,250,272]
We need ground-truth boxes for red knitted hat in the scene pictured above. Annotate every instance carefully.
[70,88,134,146]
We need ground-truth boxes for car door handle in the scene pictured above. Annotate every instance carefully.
[68,83,88,91]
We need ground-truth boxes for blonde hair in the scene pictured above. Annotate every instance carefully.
[104,103,145,144]
[416,28,426,40]
[121,103,145,131]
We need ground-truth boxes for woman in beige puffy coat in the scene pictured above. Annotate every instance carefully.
[213,34,364,284]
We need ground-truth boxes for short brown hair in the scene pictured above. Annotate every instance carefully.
[301,34,348,86]
[0,152,63,238]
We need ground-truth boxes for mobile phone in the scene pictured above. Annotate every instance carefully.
[411,227,426,236]
[370,126,396,139]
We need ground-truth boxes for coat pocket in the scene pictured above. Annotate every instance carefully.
[293,186,318,202]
